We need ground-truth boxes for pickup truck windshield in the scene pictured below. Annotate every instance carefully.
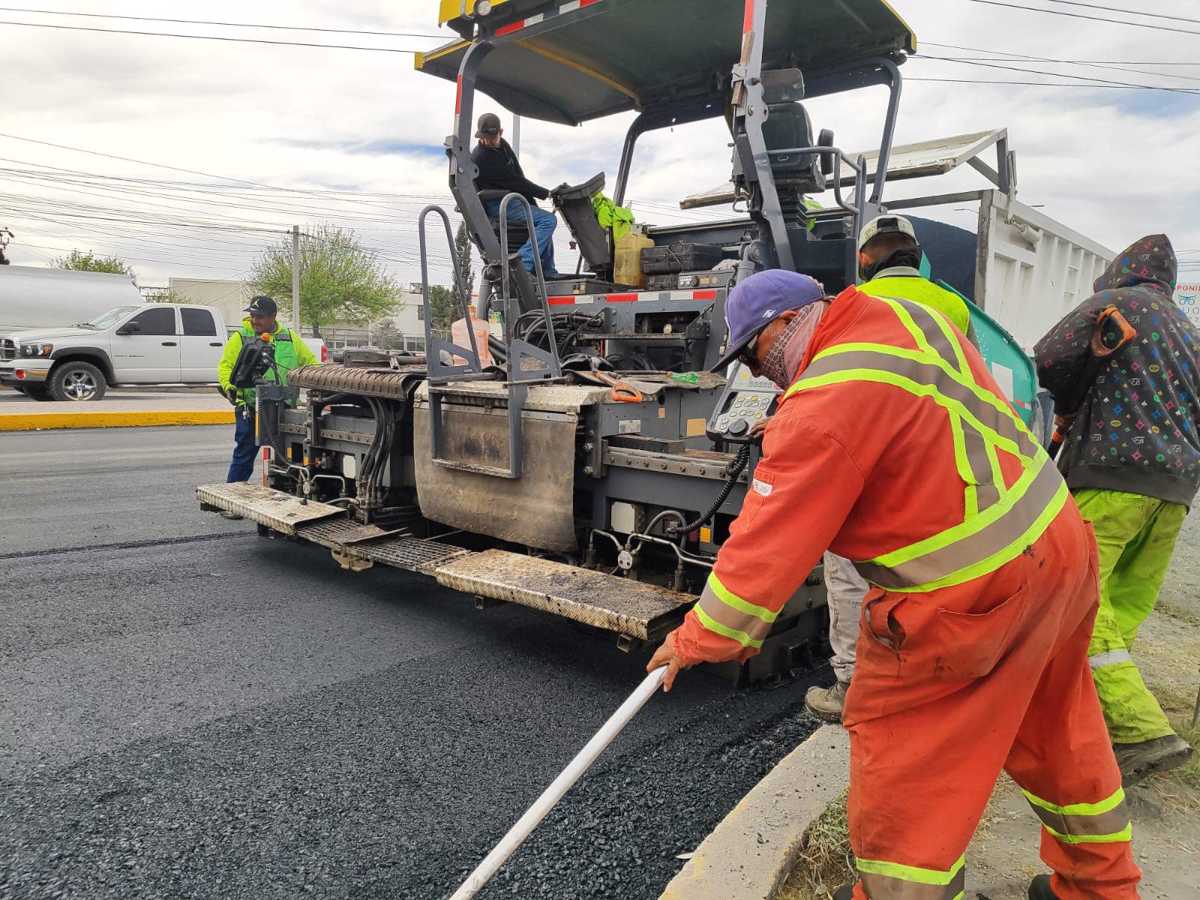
[80,305,142,329]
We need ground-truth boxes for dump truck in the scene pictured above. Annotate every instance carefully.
[196,0,1111,685]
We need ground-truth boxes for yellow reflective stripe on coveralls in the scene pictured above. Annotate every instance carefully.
[1022,787,1133,844]
[857,853,966,899]
[694,572,776,648]
[785,298,1067,592]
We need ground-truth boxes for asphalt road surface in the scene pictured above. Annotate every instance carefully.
[1,426,822,899]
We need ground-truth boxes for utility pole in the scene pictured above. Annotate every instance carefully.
[512,115,521,155]
[291,225,301,331]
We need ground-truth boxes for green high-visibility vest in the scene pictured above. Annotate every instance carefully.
[859,268,972,336]
[234,323,304,406]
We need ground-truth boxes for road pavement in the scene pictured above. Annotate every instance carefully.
[0,427,821,899]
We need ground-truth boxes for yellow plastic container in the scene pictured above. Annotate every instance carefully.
[614,228,655,288]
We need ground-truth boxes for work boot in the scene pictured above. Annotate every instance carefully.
[805,680,849,723]
[1113,734,1194,786]
[1028,874,1061,899]
[219,510,244,521]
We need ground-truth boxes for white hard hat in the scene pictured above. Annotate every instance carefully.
[858,214,918,253]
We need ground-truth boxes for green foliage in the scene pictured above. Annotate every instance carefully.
[427,284,459,334]
[249,224,398,334]
[143,288,189,304]
[54,249,134,278]
[454,220,475,301]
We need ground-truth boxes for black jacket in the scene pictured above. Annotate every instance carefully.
[471,139,548,204]
[1035,235,1200,507]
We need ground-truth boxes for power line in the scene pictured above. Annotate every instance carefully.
[921,42,1200,84]
[0,7,445,39]
[0,131,285,189]
[967,0,1200,36]
[906,76,1198,89]
[0,18,434,52]
[912,53,1200,93]
[1042,0,1200,25]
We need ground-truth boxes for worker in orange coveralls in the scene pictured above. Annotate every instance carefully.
[648,269,1140,900]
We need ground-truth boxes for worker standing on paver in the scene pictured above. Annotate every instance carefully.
[649,270,1140,900]
[217,295,317,489]
[1036,234,1199,784]
[805,215,978,723]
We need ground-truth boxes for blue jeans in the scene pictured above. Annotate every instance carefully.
[226,406,258,482]
[485,200,558,276]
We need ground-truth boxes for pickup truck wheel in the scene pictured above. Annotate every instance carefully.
[49,361,107,402]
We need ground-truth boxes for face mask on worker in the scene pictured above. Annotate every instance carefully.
[759,301,829,390]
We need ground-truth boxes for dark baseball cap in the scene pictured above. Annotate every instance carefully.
[712,270,826,371]
[475,112,501,137]
[245,295,278,316]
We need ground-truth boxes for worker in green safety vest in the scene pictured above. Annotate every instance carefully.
[217,295,317,492]
[804,214,981,724]
[856,213,978,344]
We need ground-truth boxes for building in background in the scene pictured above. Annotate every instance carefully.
[164,277,426,352]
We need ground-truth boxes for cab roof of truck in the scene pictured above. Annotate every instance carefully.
[418,0,917,126]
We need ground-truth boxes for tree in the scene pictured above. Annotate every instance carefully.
[249,224,399,336]
[143,288,189,304]
[54,249,135,279]
[454,220,475,303]
[373,320,406,350]
[427,284,458,333]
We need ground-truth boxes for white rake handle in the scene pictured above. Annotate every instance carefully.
[449,666,668,900]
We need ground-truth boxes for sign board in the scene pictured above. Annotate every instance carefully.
[1176,282,1200,329]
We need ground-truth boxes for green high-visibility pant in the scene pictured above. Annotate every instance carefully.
[1074,488,1187,744]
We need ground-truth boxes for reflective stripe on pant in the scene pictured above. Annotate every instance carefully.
[846,506,1140,900]
[226,406,258,483]
[1074,488,1185,744]
[824,552,867,684]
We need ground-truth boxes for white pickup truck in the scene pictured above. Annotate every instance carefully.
[0,304,327,401]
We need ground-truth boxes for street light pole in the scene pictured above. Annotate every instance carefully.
[291,225,301,331]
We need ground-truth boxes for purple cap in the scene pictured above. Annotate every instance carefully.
[712,269,826,371]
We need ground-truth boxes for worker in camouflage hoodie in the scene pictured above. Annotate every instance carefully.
[1036,234,1199,784]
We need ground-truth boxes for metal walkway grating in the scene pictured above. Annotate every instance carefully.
[359,537,473,574]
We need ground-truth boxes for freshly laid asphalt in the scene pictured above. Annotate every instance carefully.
[0,426,823,899]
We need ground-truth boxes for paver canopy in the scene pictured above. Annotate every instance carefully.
[417,0,916,126]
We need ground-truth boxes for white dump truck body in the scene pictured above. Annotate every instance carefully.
[973,192,1114,351]
[0,265,144,332]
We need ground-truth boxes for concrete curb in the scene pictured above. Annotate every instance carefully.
[660,724,850,900]
[0,410,236,431]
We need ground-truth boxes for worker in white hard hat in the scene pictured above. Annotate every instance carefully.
[805,213,980,724]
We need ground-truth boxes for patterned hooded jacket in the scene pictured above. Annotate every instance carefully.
[1035,235,1200,507]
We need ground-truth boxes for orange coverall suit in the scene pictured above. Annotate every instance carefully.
[673,288,1139,899]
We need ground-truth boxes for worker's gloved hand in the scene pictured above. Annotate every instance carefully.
[646,629,693,693]
[749,416,771,442]
[1054,413,1075,433]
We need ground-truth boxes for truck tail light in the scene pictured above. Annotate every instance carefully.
[321,345,329,363]
[15,369,25,380]
[261,446,271,486]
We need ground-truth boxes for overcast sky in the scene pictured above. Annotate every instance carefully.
[0,0,1197,291]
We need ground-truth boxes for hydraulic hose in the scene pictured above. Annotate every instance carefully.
[665,443,752,537]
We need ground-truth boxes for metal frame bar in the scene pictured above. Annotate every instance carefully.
[445,40,502,269]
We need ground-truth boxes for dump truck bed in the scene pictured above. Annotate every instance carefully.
[418,0,917,125]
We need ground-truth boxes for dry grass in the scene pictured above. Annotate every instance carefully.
[775,790,853,900]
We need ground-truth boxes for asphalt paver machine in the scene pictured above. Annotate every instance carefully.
[197,0,918,684]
